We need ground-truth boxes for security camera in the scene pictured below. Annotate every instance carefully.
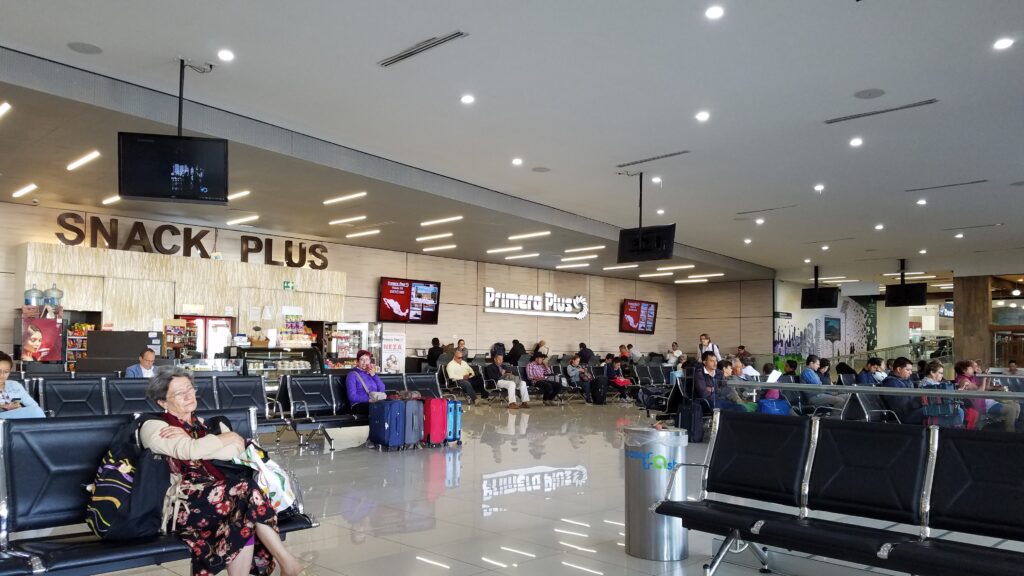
[31,198,39,206]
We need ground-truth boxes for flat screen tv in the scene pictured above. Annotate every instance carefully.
[378,277,441,324]
[617,224,676,263]
[118,132,228,204]
[800,287,840,309]
[885,283,928,307]
[620,299,658,334]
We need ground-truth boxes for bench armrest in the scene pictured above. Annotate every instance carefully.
[654,462,709,508]
[291,400,311,420]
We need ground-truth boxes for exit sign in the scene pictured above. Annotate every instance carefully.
[283,281,296,291]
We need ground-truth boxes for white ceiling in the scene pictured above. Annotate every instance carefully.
[1,0,1023,286]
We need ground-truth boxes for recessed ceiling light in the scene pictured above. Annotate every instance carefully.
[705,5,724,20]
[996,300,1006,306]
[875,223,884,230]
[66,150,101,171]
[656,209,665,215]
[226,214,259,226]
[1013,289,1022,297]
[883,272,925,276]
[421,215,463,226]
[561,255,598,262]
[919,249,928,254]
[755,218,765,225]
[849,137,864,147]
[804,258,811,263]
[814,183,825,193]
[639,272,673,278]
[689,272,725,278]
[675,278,709,284]
[323,191,367,205]
[217,49,235,62]
[556,263,590,269]
[916,198,927,206]
[695,110,711,123]
[512,158,523,166]
[422,244,456,252]
[505,253,539,260]
[651,176,662,184]
[416,232,453,241]
[826,279,861,284]
[487,246,523,254]
[603,264,638,270]
[346,229,380,238]
[227,190,251,200]
[821,245,830,251]
[508,230,551,240]
[743,238,752,244]
[656,264,695,271]
[11,183,38,198]
[565,245,605,253]
[1011,303,1019,308]
[994,38,1015,50]
[329,215,367,225]
[954,232,964,239]
[101,195,120,205]
[0,102,10,119]
[460,94,475,104]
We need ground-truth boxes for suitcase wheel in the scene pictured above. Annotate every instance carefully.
[457,440,463,446]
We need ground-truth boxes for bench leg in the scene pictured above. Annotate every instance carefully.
[704,533,736,576]
[749,542,771,573]
[321,425,335,451]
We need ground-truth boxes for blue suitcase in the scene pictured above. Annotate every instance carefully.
[369,400,406,450]
[404,399,424,449]
[445,400,463,445]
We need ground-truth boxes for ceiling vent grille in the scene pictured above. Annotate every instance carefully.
[378,31,468,67]
[904,179,988,192]
[616,150,689,168]
[824,99,939,124]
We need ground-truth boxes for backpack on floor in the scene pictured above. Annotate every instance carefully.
[85,415,170,540]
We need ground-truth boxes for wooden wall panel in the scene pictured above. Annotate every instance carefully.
[678,282,742,319]
[407,255,477,306]
[327,244,405,299]
[479,264,539,297]
[677,317,741,354]
[406,304,476,350]
[589,277,635,316]
[25,273,104,312]
[588,314,625,355]
[741,280,773,318]
[103,278,174,331]
[740,317,774,356]
[954,276,992,367]
[537,316,589,355]
[636,281,678,320]
[477,308,538,356]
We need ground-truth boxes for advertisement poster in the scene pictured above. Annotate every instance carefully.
[20,317,63,362]
[381,332,406,374]
[378,277,440,324]
[620,299,657,334]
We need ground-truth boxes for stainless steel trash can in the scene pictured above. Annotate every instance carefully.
[623,425,688,562]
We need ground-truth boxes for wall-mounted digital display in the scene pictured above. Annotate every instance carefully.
[619,299,658,334]
[118,132,228,204]
[378,277,441,324]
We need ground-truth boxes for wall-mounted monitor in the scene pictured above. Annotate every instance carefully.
[885,283,928,307]
[118,132,228,204]
[378,277,441,324]
[619,299,658,334]
[800,287,840,309]
[617,224,676,263]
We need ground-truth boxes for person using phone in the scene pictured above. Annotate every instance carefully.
[346,350,387,414]
[0,351,46,418]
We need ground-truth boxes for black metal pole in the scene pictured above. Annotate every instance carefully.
[177,59,185,137]
[899,258,906,285]
[814,265,820,289]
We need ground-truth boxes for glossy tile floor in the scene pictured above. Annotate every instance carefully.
[102,402,873,576]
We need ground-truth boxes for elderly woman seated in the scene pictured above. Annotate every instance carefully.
[0,351,45,419]
[142,366,304,576]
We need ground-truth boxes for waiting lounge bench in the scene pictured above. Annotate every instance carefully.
[655,410,1024,576]
[0,408,317,575]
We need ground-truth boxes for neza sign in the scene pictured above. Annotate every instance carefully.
[483,287,588,319]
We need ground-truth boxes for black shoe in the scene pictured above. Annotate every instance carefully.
[585,396,593,404]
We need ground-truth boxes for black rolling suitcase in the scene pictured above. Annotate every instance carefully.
[676,399,704,443]
[591,376,608,405]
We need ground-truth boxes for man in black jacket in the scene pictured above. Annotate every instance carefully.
[578,342,595,365]
[506,339,526,365]
[484,354,529,408]
[426,337,444,368]
[881,357,924,424]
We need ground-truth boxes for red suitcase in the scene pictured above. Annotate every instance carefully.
[423,398,448,446]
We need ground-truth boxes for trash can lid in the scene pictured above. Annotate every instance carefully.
[623,425,688,447]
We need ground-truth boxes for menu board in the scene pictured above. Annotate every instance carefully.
[619,299,658,334]
[378,277,441,324]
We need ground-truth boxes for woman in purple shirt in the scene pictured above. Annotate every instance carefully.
[345,350,386,415]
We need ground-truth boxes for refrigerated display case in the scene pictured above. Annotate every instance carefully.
[325,322,383,369]
[235,347,321,391]
[175,315,236,359]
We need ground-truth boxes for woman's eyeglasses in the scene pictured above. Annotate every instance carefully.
[168,386,198,401]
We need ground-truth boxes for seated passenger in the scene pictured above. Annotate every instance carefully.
[691,351,744,413]
[920,360,964,427]
[566,354,594,403]
[0,351,45,419]
[956,360,1020,431]
[881,357,924,425]
[606,358,631,399]
[857,357,884,384]
[527,352,562,406]
[485,354,529,408]
[447,350,487,405]
[801,355,849,410]
[141,366,304,576]
[126,348,158,378]
[346,350,386,415]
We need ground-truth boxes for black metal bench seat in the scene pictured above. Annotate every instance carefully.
[0,410,317,575]
[655,410,1024,576]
